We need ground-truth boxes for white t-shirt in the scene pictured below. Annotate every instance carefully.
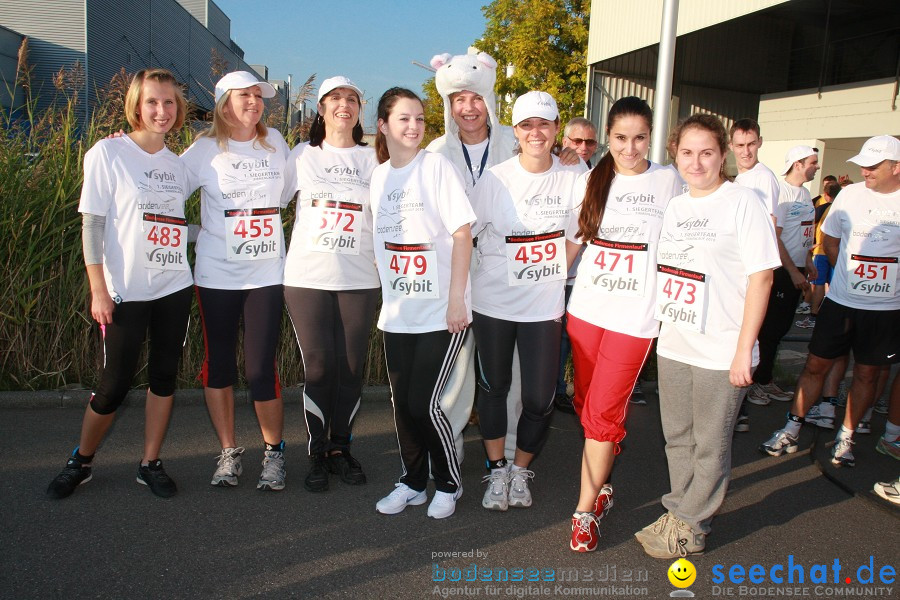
[78,136,193,302]
[774,181,815,267]
[281,142,380,290]
[370,150,476,334]
[735,161,780,215]
[471,155,586,322]
[567,162,684,339]
[656,181,781,370]
[821,182,900,311]
[181,129,289,290]
[461,138,490,189]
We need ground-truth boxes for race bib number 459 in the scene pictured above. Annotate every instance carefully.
[307,199,361,255]
[654,264,707,332]
[385,242,438,299]
[142,213,188,271]
[847,254,897,298]
[224,207,281,261]
[505,230,566,286]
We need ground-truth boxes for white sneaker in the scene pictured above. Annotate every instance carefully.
[796,302,811,314]
[211,447,244,487]
[873,477,900,506]
[376,483,427,515]
[508,468,535,508]
[746,383,771,406]
[830,437,855,468]
[427,487,462,519]
[805,403,835,429]
[482,469,509,511]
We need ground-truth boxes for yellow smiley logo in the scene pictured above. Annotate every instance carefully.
[668,558,696,588]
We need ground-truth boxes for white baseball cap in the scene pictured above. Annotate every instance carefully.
[847,135,900,167]
[512,91,559,126]
[781,145,818,175]
[317,76,364,103]
[215,71,276,102]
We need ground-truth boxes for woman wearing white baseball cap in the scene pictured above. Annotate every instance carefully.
[470,91,587,512]
[181,70,291,491]
[280,76,380,493]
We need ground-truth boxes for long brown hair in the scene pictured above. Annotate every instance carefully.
[576,97,652,241]
[667,113,729,183]
[374,87,422,164]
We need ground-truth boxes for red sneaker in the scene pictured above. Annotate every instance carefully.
[593,483,614,518]
[570,512,600,552]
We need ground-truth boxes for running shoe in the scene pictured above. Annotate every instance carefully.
[795,316,816,329]
[46,456,92,499]
[873,397,888,415]
[758,382,793,403]
[137,459,177,498]
[481,469,510,511]
[570,512,600,552]
[796,302,811,314]
[629,381,647,405]
[427,487,462,519]
[804,403,835,429]
[376,483,427,515]
[635,513,671,546]
[257,450,286,491]
[876,437,900,461]
[855,420,872,435]
[593,483,614,518]
[327,451,367,485]
[304,453,329,492]
[211,447,244,487]
[873,477,900,506]
[746,384,771,406]
[508,469,535,508]
[759,428,799,456]
[830,437,855,468]
[734,415,750,433]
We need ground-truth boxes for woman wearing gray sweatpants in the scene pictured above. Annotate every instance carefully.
[635,113,779,559]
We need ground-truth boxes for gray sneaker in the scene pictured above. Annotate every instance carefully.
[508,469,535,508]
[211,446,244,487]
[481,469,510,511]
[257,450,286,491]
[636,512,704,559]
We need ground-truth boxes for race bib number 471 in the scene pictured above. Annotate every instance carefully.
[505,230,566,286]
[385,242,438,299]
[654,264,707,332]
[142,213,188,271]
[224,207,281,261]
[585,238,649,297]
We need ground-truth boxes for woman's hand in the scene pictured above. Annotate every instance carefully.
[91,290,115,326]
[446,296,469,333]
[729,347,753,387]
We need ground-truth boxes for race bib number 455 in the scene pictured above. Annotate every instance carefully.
[142,213,188,271]
[505,230,566,286]
[847,254,897,298]
[224,207,281,261]
[654,264,707,332]
[385,242,438,299]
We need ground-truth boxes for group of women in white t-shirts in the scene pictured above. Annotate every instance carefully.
[49,67,780,560]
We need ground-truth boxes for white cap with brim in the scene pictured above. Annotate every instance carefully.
[215,71,276,102]
[512,91,559,126]
[847,135,900,167]
[781,145,818,175]
[317,76,363,103]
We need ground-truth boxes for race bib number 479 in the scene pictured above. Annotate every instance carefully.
[385,242,438,299]
[142,213,188,271]
[654,264,707,332]
[505,230,566,286]
[224,207,281,261]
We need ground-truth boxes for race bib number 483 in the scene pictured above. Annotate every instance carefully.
[307,199,361,255]
[505,230,566,286]
[654,264,707,332]
[385,242,438,299]
[142,213,188,271]
[585,238,649,297]
[224,207,281,261]
[847,254,897,298]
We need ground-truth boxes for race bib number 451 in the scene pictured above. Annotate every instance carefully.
[505,230,566,286]
[847,254,897,298]
[654,264,707,332]
[307,199,361,255]
[385,242,438,299]
[142,213,188,271]
[224,207,281,261]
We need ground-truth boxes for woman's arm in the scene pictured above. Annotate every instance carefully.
[82,213,114,326]
[446,224,473,333]
[730,269,773,386]
[566,240,583,271]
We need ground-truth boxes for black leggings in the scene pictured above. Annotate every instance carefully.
[90,286,192,415]
[754,267,803,385]
[473,312,561,454]
[384,329,466,494]
[196,285,283,401]
[284,286,379,455]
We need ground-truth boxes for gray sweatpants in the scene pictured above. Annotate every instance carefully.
[657,356,746,534]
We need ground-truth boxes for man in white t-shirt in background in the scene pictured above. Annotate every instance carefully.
[745,145,818,415]
[561,118,598,168]
[761,135,900,467]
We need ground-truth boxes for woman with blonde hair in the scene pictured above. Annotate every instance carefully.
[181,71,290,491]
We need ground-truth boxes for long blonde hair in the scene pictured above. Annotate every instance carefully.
[201,90,275,152]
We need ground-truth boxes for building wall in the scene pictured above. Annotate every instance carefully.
[0,25,25,112]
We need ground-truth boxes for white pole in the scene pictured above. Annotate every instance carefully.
[651,0,679,164]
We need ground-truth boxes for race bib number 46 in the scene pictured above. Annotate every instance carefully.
[801,220,814,250]
[654,264,707,332]
[385,242,438,299]
[307,199,361,255]
[585,238,649,297]
[847,254,897,298]
[505,230,566,286]
[142,213,188,271]
[224,207,281,261]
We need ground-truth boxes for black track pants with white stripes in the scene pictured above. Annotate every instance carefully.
[384,329,467,494]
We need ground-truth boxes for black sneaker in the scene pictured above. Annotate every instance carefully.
[554,393,576,414]
[304,453,329,492]
[46,457,92,499]
[327,451,367,485]
[136,459,177,498]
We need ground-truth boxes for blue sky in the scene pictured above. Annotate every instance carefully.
[215,0,489,129]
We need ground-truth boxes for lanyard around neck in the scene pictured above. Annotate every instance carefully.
[461,136,490,187]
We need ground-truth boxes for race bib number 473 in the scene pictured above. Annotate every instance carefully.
[224,207,281,261]
[505,230,566,286]
[142,213,188,271]
[654,264,707,332]
[385,242,438,299]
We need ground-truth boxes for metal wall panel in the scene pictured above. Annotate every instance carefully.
[0,25,25,111]
[175,0,206,24]
[206,0,230,46]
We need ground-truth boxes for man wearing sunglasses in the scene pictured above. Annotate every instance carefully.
[561,118,598,167]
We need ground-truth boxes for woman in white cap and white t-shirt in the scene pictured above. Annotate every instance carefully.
[281,76,380,493]
[470,91,586,512]
[181,71,290,491]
